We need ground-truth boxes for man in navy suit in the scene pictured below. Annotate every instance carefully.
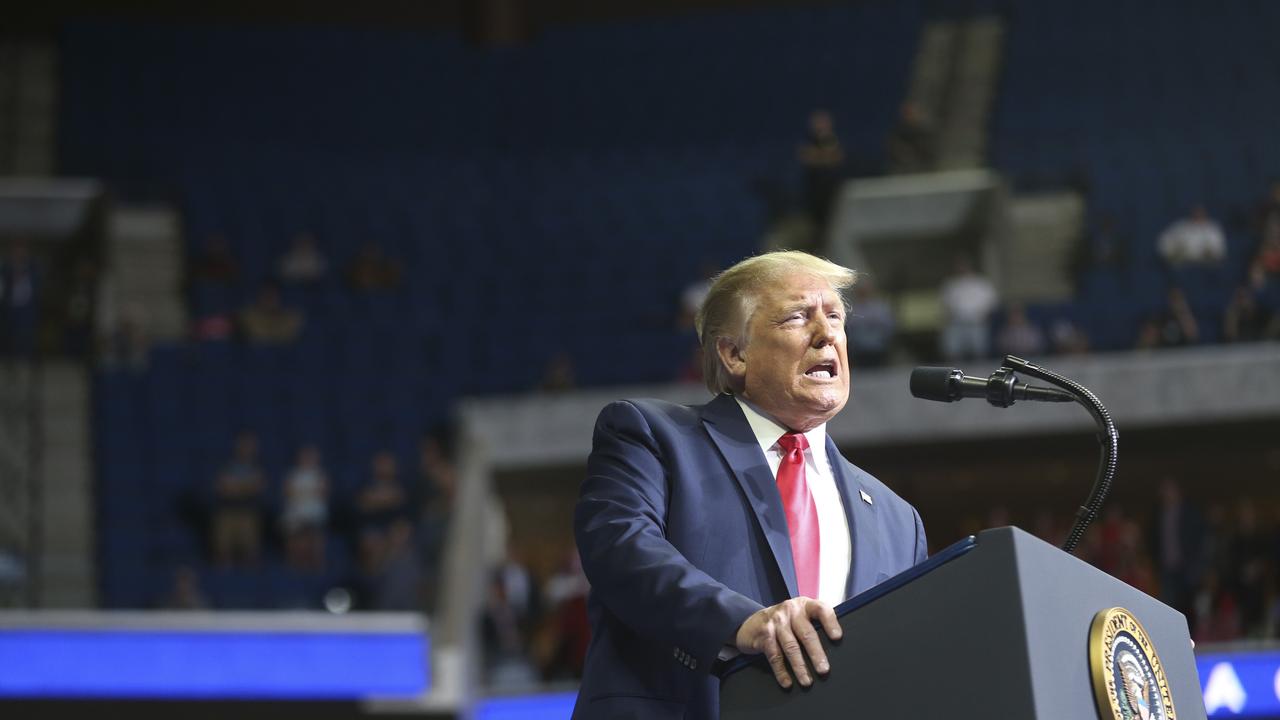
[573,251,928,719]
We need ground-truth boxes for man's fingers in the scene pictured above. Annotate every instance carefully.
[810,601,843,641]
[762,634,792,689]
[776,622,812,687]
[793,614,830,676]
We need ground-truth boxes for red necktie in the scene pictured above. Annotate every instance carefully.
[776,433,820,598]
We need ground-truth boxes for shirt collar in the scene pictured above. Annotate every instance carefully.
[734,396,828,457]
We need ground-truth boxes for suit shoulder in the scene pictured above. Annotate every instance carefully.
[597,397,702,430]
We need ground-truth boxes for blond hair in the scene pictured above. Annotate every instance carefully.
[694,251,856,395]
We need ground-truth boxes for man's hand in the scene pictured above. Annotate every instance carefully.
[734,597,842,689]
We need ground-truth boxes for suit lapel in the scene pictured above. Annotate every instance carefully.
[826,436,882,598]
[701,394,799,599]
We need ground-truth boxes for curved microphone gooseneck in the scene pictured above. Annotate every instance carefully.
[997,355,1117,554]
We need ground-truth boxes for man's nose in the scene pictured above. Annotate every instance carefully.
[810,319,836,347]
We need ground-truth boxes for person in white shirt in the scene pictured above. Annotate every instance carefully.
[939,256,998,361]
[1158,205,1226,267]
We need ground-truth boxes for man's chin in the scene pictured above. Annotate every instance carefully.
[796,390,848,423]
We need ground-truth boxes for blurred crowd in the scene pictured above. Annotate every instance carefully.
[165,426,460,614]
[988,479,1280,646]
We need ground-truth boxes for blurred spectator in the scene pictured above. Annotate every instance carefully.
[160,565,210,610]
[191,312,235,342]
[62,256,98,358]
[417,431,457,602]
[374,519,424,611]
[1115,518,1157,596]
[1158,204,1226,268]
[0,241,40,356]
[886,101,936,174]
[1257,234,1280,276]
[281,444,329,573]
[1252,181,1280,250]
[846,277,895,367]
[1049,318,1091,356]
[1072,213,1130,288]
[536,545,590,682]
[1135,287,1199,350]
[797,109,845,235]
[99,301,151,371]
[278,231,328,284]
[417,425,510,609]
[995,302,1046,358]
[348,242,402,291]
[483,549,539,689]
[1193,569,1242,644]
[191,233,240,285]
[537,351,576,393]
[1223,284,1277,342]
[357,451,409,575]
[239,282,304,344]
[939,256,998,361]
[211,431,266,568]
[1088,213,1128,268]
[1150,479,1204,614]
[1230,502,1272,636]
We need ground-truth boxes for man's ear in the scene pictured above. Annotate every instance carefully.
[716,336,747,383]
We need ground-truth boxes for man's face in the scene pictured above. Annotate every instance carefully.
[724,273,850,431]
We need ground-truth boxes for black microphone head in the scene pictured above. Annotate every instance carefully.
[910,366,959,402]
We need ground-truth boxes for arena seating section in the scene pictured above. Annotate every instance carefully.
[65,3,923,607]
[992,0,1280,347]
[68,0,1280,608]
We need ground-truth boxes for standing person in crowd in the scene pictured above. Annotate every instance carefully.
[1223,283,1276,342]
[281,444,330,573]
[1150,479,1204,616]
[356,451,409,576]
[1135,287,1200,350]
[886,101,936,174]
[573,251,927,720]
[939,256,998,362]
[995,302,1047,358]
[797,110,846,240]
[211,431,266,568]
[1252,181,1280,253]
[845,277,895,368]
[0,241,40,356]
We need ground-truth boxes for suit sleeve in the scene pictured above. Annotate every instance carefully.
[575,400,763,672]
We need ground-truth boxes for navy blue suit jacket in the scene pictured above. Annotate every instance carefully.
[572,394,928,720]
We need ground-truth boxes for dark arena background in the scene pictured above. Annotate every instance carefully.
[1,0,1279,717]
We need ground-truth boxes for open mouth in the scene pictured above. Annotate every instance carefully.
[804,362,837,379]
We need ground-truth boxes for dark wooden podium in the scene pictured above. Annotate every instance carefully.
[719,527,1205,719]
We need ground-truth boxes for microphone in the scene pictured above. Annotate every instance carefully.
[910,365,1076,408]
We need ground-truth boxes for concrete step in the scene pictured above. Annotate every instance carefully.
[110,208,181,242]
[1003,192,1084,303]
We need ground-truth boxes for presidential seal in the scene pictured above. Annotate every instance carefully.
[1089,607,1177,720]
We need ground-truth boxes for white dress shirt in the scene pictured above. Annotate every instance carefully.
[735,397,852,606]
